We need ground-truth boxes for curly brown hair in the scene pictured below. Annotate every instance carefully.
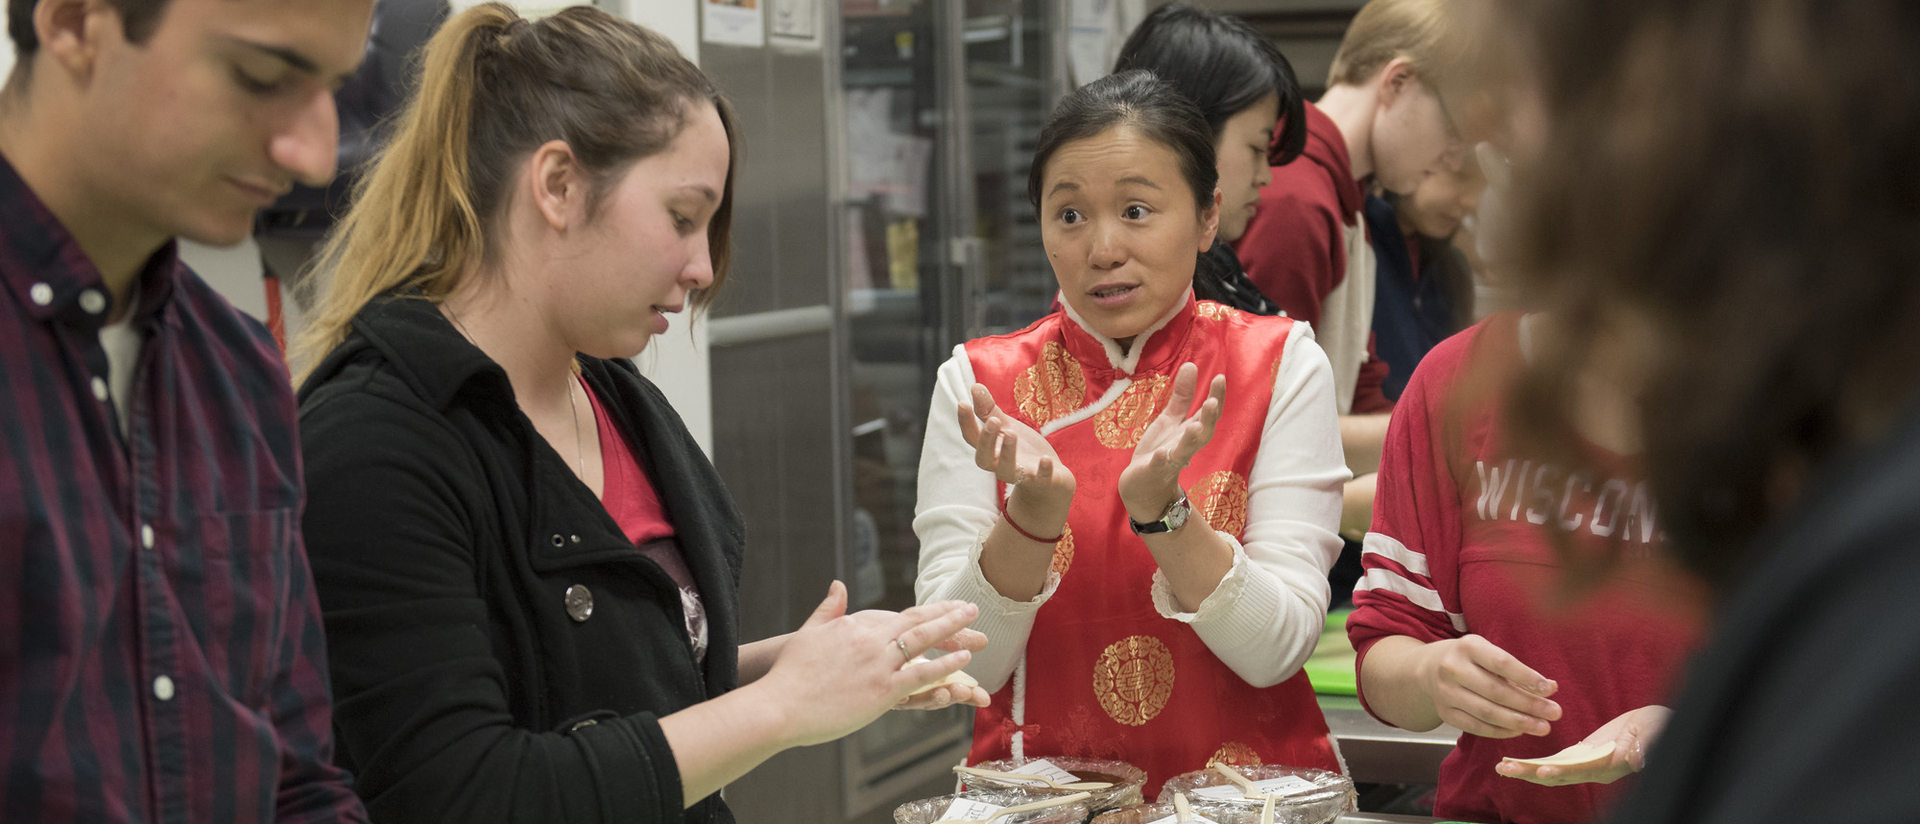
[1501,0,1920,588]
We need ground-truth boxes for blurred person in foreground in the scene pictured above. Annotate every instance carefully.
[915,70,1350,796]
[1489,1,1920,822]
[0,0,374,821]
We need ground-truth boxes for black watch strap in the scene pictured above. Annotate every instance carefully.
[1129,491,1191,535]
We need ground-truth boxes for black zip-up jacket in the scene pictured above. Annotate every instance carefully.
[298,294,744,824]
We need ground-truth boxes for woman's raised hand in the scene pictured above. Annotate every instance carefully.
[958,384,1076,506]
[1118,363,1225,522]
[758,582,983,747]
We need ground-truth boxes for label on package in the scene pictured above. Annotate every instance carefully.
[1190,775,1321,804]
[937,799,1005,820]
[995,759,1081,787]
[1147,814,1222,824]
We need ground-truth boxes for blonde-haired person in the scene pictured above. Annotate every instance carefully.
[1232,0,1470,588]
[292,6,988,824]
[1364,155,1485,401]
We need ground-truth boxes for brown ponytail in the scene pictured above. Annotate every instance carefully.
[291,2,737,384]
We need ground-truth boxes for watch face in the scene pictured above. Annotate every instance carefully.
[1164,497,1191,531]
[1132,493,1192,535]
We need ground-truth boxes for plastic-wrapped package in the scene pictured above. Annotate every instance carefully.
[1090,796,1353,824]
[1115,765,1354,824]
[894,788,1094,824]
[959,757,1148,814]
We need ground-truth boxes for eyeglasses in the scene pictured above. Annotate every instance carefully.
[1428,81,1469,171]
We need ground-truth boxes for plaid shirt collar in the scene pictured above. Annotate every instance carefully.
[0,151,180,331]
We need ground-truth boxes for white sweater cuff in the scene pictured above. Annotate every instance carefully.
[1151,533,1293,650]
[961,525,1062,616]
[1150,531,1251,622]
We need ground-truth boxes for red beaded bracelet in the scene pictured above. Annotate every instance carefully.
[999,494,1064,544]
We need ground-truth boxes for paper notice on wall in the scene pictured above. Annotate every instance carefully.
[702,0,765,48]
[845,88,933,219]
[1068,0,1147,87]
[887,135,933,218]
[769,0,819,44]
[1068,0,1116,87]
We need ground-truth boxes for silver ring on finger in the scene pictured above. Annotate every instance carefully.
[1011,466,1030,486]
[893,637,911,663]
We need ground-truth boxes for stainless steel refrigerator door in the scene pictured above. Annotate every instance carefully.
[836,0,1070,817]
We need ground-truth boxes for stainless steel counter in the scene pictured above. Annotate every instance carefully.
[1320,695,1460,786]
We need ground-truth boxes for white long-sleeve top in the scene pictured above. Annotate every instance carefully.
[912,312,1351,694]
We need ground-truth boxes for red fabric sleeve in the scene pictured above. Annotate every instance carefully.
[1233,161,1347,329]
[1345,325,1481,723]
[1350,333,1397,415]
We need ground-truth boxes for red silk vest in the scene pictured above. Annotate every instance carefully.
[962,297,1339,798]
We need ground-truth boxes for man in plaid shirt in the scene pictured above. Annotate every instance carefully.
[0,0,373,822]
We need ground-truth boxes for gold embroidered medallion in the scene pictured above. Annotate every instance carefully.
[1013,342,1088,428]
[1195,301,1236,322]
[1208,741,1263,768]
[1093,374,1173,449]
[1190,470,1251,538]
[1092,635,1176,726]
[1049,526,1075,578]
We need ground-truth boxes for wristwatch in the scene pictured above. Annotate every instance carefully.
[1128,491,1192,535]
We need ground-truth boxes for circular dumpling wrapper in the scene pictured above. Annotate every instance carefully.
[1501,740,1616,768]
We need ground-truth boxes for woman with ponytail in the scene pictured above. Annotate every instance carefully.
[293,6,988,824]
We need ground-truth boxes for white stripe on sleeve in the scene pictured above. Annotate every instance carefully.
[1360,531,1431,577]
[1354,566,1468,634]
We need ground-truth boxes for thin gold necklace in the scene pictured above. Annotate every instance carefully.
[445,304,585,480]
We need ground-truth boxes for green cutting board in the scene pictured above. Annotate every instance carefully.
[1303,608,1358,696]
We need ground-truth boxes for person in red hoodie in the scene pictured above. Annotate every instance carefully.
[1234,0,1467,552]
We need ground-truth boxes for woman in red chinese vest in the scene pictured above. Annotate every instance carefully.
[913,70,1351,797]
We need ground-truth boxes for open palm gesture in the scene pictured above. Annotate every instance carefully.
[957,384,1076,503]
[1118,363,1225,522]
